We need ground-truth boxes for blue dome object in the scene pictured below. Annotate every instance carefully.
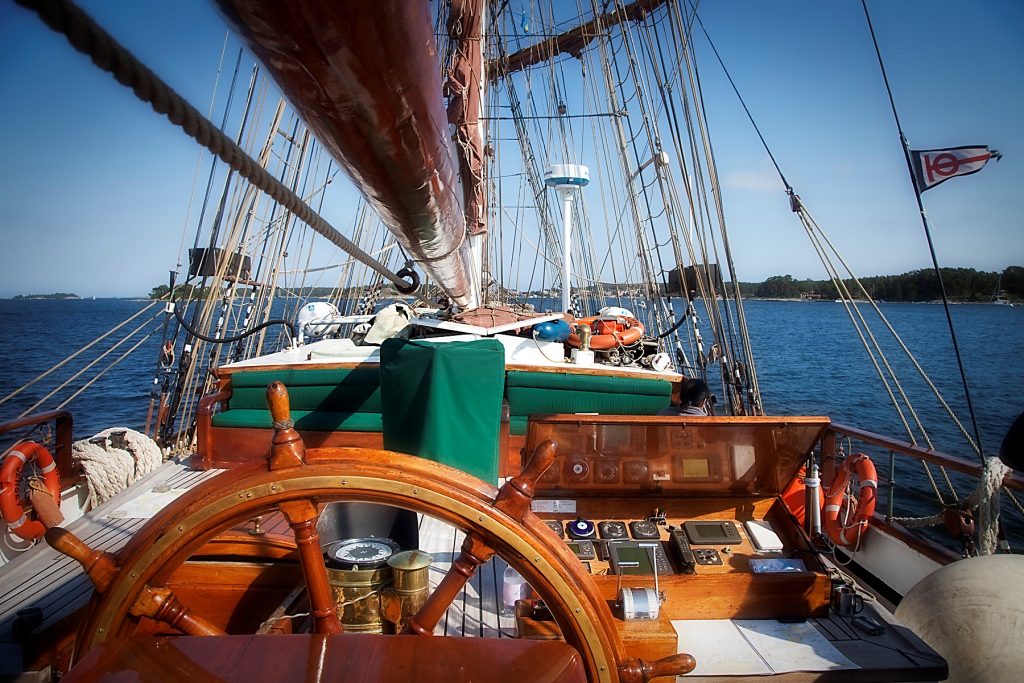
[533,319,571,342]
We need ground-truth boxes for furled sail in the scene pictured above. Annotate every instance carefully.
[213,0,480,308]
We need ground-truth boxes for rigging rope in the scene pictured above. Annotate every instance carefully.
[18,310,164,418]
[16,0,430,307]
[55,325,162,412]
[860,0,986,462]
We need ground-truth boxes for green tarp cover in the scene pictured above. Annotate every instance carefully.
[380,339,505,484]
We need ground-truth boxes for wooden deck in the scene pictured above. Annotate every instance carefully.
[0,457,222,650]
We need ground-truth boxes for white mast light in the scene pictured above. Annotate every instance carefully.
[545,164,589,314]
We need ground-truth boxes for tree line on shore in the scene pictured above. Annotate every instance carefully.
[147,284,408,300]
[147,266,1023,304]
[738,266,1023,302]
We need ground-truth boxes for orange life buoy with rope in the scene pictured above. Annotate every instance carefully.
[1,442,61,541]
[567,316,644,349]
[823,454,877,550]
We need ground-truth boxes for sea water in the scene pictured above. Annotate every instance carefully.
[1,297,1021,549]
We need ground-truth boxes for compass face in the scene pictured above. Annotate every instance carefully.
[598,521,628,540]
[325,538,400,570]
[629,521,661,540]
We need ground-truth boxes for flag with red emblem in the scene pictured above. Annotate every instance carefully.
[911,146,1002,192]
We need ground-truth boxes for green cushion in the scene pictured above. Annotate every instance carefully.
[227,368,381,413]
[380,339,505,484]
[505,371,672,396]
[510,416,530,436]
[504,371,672,417]
[230,368,380,388]
[228,384,381,413]
[211,409,382,432]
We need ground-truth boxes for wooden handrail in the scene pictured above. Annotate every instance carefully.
[0,410,75,483]
[829,423,1024,493]
[191,391,231,471]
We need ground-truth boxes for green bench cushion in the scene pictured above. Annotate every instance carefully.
[211,409,383,432]
[510,416,530,436]
[214,367,670,440]
[230,368,381,388]
[227,368,381,413]
[505,371,671,423]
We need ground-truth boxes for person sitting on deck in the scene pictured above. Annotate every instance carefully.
[658,378,710,416]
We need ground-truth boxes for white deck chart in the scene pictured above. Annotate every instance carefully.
[0,458,222,645]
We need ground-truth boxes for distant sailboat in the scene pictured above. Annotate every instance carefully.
[992,275,1013,306]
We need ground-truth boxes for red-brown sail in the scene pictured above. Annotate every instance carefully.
[213,0,480,308]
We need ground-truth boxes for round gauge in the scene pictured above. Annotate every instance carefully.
[595,460,619,484]
[629,520,661,540]
[563,459,590,482]
[623,461,648,485]
[598,521,628,540]
[545,520,566,539]
[325,537,400,570]
[567,518,597,540]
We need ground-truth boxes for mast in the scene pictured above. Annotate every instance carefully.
[446,0,488,300]
[214,0,480,309]
[545,165,590,313]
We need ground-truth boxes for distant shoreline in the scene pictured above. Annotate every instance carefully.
[10,293,80,300]
[741,297,1012,304]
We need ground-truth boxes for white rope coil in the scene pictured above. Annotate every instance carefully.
[72,428,162,508]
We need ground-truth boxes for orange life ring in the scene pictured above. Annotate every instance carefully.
[823,454,877,550]
[1,442,61,541]
[567,316,645,349]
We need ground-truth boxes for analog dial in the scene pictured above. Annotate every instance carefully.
[325,537,400,569]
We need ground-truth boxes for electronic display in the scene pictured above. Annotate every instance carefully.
[683,521,742,545]
[682,459,710,478]
[613,546,654,575]
[671,454,723,483]
[608,541,673,576]
[565,541,596,561]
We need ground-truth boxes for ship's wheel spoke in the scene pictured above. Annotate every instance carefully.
[404,439,558,635]
[277,498,343,634]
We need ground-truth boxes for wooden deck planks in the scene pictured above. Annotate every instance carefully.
[0,458,223,644]
[416,515,511,638]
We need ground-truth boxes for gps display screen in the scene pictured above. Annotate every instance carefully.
[613,546,654,575]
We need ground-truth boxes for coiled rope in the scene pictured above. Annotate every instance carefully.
[14,0,428,306]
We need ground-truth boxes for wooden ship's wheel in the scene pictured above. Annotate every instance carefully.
[49,383,693,683]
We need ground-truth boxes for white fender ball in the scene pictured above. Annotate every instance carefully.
[894,554,1024,682]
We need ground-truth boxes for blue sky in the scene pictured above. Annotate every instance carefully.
[0,0,1021,297]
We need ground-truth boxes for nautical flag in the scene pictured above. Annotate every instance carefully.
[521,11,530,34]
[911,145,1002,192]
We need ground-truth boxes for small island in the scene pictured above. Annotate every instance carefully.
[12,293,81,300]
